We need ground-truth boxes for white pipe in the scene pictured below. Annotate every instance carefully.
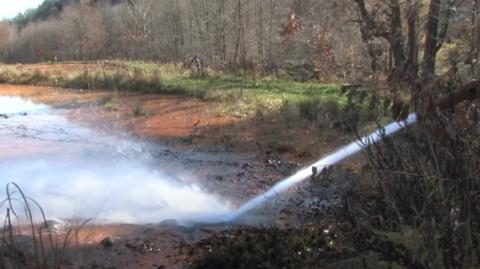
[219,113,418,222]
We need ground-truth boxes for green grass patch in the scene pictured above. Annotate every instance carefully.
[0,61,392,135]
[0,62,344,117]
[0,62,393,133]
[163,75,342,117]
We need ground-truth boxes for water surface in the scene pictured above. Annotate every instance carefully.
[0,95,233,224]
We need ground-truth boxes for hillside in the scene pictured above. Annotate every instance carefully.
[13,0,121,28]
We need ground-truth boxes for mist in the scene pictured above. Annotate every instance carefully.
[0,96,233,224]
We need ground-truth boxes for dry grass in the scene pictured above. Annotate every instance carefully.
[190,81,480,268]
[0,61,343,119]
[342,99,480,268]
[0,183,88,269]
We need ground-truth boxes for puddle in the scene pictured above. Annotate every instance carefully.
[0,95,233,224]
[0,96,49,114]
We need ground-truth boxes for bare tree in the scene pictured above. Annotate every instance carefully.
[0,0,473,84]
[60,0,106,61]
[421,0,455,81]
[122,0,154,59]
[405,0,420,78]
[351,0,406,73]
[0,22,12,60]
[469,0,480,74]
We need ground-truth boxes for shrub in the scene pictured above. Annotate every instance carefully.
[191,226,352,269]
[343,97,480,268]
[104,99,119,111]
[132,101,146,117]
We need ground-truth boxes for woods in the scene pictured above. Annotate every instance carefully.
[1,0,476,82]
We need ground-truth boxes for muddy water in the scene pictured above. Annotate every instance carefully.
[0,94,238,224]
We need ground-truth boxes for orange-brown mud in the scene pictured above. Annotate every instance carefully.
[11,222,231,269]
[0,84,237,141]
[0,83,361,268]
[0,83,360,164]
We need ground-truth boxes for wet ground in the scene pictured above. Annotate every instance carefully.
[0,84,359,268]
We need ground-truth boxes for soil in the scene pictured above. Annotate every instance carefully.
[0,83,362,268]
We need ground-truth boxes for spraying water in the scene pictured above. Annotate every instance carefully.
[1,94,417,225]
[0,96,49,114]
[0,95,233,224]
[218,113,418,222]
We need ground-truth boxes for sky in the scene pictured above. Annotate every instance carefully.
[0,0,44,20]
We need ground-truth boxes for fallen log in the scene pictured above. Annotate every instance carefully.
[435,79,480,110]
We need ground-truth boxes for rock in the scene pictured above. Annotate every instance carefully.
[100,237,114,249]
[160,219,178,226]
[0,114,8,119]
[126,242,137,251]
[45,219,64,234]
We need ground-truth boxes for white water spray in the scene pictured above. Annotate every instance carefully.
[0,96,49,114]
[0,95,233,224]
[1,94,419,225]
[220,114,418,223]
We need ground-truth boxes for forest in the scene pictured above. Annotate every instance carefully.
[0,0,476,82]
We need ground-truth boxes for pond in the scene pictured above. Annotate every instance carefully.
[0,95,234,225]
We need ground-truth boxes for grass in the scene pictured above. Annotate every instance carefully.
[0,61,343,119]
[104,99,119,111]
[0,183,88,269]
[131,101,147,117]
[340,88,480,269]
[164,75,341,116]
[191,226,355,269]
[190,82,480,269]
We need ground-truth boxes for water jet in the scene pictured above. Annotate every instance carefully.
[196,114,417,224]
[222,79,480,223]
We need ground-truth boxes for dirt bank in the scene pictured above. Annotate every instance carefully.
[0,84,361,268]
[0,83,360,164]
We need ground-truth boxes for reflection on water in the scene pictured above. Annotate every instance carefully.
[0,96,49,114]
[0,95,232,224]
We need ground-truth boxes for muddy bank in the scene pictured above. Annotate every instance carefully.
[0,83,362,197]
[0,83,360,164]
[0,84,360,268]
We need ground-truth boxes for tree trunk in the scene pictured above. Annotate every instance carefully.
[470,0,479,74]
[389,0,406,70]
[215,0,227,62]
[255,0,264,64]
[267,0,277,64]
[353,0,379,71]
[172,1,182,62]
[422,0,441,80]
[233,0,243,66]
[406,0,419,78]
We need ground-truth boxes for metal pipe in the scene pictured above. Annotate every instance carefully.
[226,113,417,222]
[187,79,480,225]
[225,80,480,222]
